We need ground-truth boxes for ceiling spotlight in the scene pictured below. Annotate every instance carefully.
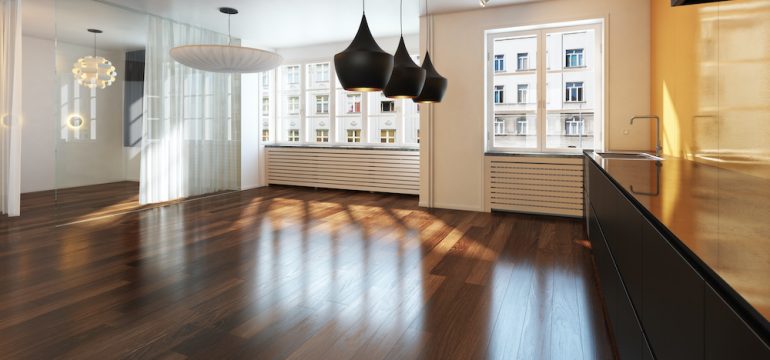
[480,0,490,7]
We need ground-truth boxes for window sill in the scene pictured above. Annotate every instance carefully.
[265,143,419,151]
[485,150,584,158]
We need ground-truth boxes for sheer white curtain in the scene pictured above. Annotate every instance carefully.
[0,0,22,216]
[140,16,241,204]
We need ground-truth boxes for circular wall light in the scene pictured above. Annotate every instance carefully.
[68,114,85,129]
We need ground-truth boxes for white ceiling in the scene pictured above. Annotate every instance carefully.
[23,0,544,50]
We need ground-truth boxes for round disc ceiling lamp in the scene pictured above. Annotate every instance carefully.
[170,7,283,73]
[383,0,426,99]
[72,29,117,89]
[414,0,448,103]
[334,0,394,92]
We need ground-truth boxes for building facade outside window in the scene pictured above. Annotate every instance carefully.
[565,48,584,68]
[565,81,584,102]
[380,129,396,143]
[564,116,584,136]
[494,86,505,104]
[381,100,395,112]
[516,117,528,135]
[494,54,505,72]
[347,94,361,113]
[347,129,361,143]
[517,84,528,104]
[494,117,505,135]
[288,129,300,142]
[316,129,329,142]
[288,96,300,114]
[316,95,329,114]
[262,97,270,115]
[287,65,300,84]
[517,53,529,71]
[262,129,269,141]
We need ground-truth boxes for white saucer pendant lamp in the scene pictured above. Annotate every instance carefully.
[414,0,447,103]
[383,0,426,99]
[72,29,117,89]
[170,7,283,73]
[334,0,394,92]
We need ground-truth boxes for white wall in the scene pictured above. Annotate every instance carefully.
[21,35,140,193]
[419,0,651,211]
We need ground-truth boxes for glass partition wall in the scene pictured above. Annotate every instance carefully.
[53,0,148,221]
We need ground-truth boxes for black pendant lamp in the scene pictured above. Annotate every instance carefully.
[383,0,426,99]
[414,0,448,103]
[334,0,394,92]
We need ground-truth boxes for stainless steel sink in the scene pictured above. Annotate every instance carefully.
[596,152,664,161]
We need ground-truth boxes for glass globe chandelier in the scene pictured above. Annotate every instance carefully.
[170,7,283,73]
[72,29,117,89]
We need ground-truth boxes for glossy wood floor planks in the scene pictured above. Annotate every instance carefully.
[0,183,613,359]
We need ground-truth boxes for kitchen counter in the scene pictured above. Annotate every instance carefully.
[585,151,770,331]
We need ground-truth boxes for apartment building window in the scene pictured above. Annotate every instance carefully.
[565,116,584,136]
[494,54,505,72]
[315,95,329,114]
[565,82,584,102]
[417,129,420,143]
[494,117,505,135]
[347,129,361,143]
[287,65,300,84]
[262,97,270,115]
[565,49,584,68]
[516,117,528,135]
[316,129,329,142]
[381,100,395,112]
[262,129,269,141]
[517,53,529,71]
[517,84,528,104]
[380,129,396,143]
[347,94,361,113]
[288,96,300,114]
[315,63,329,82]
[494,86,504,104]
[288,129,300,142]
[261,72,270,90]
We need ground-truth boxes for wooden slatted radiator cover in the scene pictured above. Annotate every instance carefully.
[266,146,420,195]
[485,154,584,217]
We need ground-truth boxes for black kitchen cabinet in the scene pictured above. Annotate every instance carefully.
[641,219,704,359]
[704,285,770,359]
[585,155,770,360]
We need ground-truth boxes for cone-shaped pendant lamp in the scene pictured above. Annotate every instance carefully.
[414,0,447,103]
[334,1,394,92]
[383,0,426,99]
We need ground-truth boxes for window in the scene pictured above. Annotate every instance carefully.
[494,117,505,135]
[315,95,329,114]
[315,63,329,82]
[565,82,584,102]
[288,96,300,114]
[565,116,584,136]
[517,84,528,104]
[261,72,270,90]
[417,129,420,144]
[565,49,585,68]
[347,94,361,113]
[316,129,329,142]
[262,129,269,141]
[516,117,528,135]
[288,129,300,142]
[262,97,269,115]
[494,54,505,72]
[347,129,361,143]
[381,101,395,112]
[517,53,529,71]
[287,65,300,84]
[494,86,504,104]
[380,129,396,143]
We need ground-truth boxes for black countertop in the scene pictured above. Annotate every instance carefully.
[585,151,770,332]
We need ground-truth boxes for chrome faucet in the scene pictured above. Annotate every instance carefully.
[630,115,662,157]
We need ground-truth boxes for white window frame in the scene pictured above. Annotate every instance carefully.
[288,96,300,114]
[315,129,330,142]
[517,84,528,104]
[347,94,361,113]
[381,100,395,113]
[315,95,329,114]
[494,85,504,104]
[565,81,584,103]
[565,48,585,68]
[346,129,361,143]
[380,129,396,143]
[485,20,604,153]
[288,129,300,142]
[494,54,505,72]
[287,65,300,84]
[516,52,529,71]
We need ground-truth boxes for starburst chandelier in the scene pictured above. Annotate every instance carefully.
[72,29,117,89]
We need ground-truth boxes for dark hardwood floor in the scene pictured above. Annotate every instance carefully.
[0,183,614,359]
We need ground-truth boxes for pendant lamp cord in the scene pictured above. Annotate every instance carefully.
[363,0,366,14]
[227,13,232,46]
[93,32,96,57]
[425,0,430,53]
[400,0,403,35]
